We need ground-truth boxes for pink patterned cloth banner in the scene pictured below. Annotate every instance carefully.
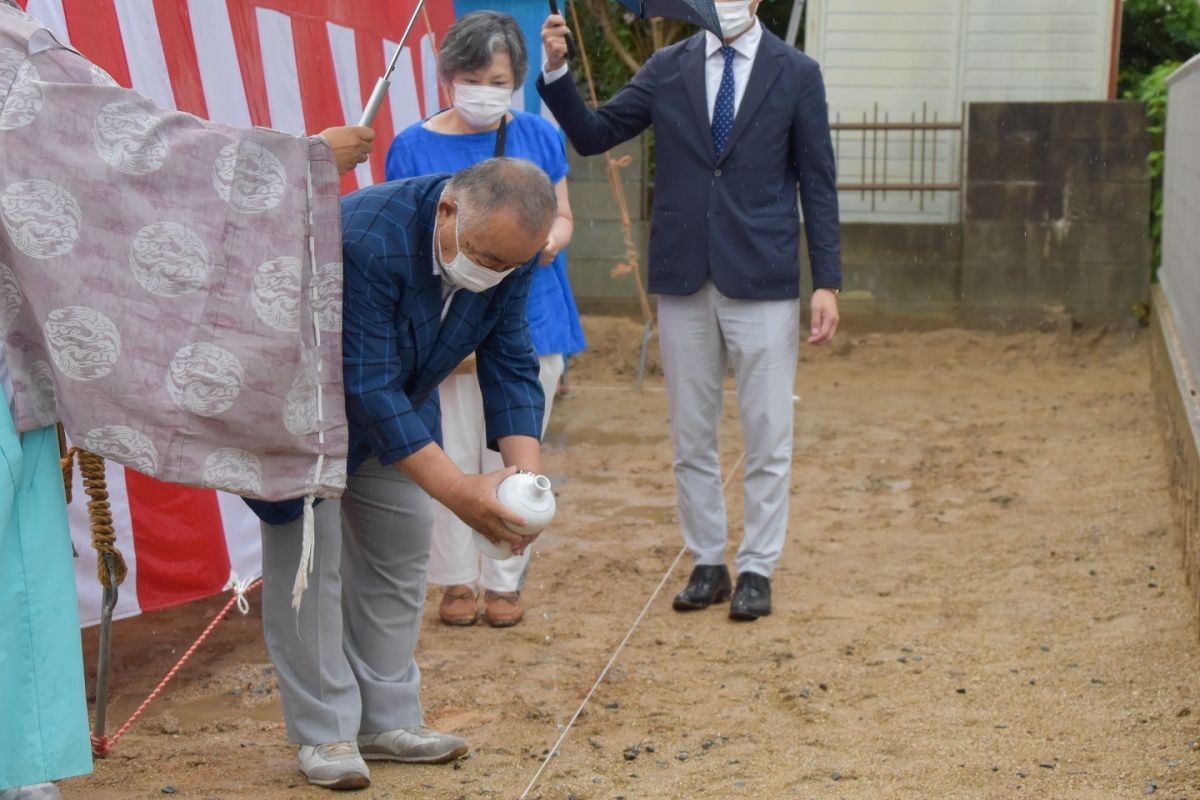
[0,3,348,502]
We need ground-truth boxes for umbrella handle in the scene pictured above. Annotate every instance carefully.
[548,0,576,61]
[359,77,390,127]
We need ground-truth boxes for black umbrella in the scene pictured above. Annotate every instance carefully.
[549,0,722,63]
[615,0,721,38]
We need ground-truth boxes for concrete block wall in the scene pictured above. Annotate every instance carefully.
[1152,57,1200,617]
[1152,286,1200,622]
[559,102,1152,326]
[962,102,1152,324]
[561,136,650,310]
[836,224,962,321]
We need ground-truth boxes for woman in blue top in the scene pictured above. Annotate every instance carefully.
[386,10,584,629]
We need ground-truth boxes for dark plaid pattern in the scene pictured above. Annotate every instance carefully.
[341,174,544,469]
[246,174,543,524]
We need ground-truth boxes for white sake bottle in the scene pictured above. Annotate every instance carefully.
[473,472,557,560]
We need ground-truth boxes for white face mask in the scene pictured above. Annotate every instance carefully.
[437,210,514,293]
[452,83,512,128]
[716,0,755,40]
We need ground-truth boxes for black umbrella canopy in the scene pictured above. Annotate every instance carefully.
[616,0,722,38]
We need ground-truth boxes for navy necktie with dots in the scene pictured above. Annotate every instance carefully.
[712,46,736,156]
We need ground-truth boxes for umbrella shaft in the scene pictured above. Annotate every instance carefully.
[359,78,391,127]
[382,0,427,82]
[360,0,427,127]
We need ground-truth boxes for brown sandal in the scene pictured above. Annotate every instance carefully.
[439,585,478,626]
[483,590,525,628]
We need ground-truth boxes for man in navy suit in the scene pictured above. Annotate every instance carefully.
[254,158,554,791]
[539,0,841,621]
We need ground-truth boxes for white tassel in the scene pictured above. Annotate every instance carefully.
[294,159,328,615]
[292,493,317,610]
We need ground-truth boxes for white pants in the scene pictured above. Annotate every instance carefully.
[658,282,800,578]
[427,353,565,593]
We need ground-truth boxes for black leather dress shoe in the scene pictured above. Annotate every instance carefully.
[672,565,732,611]
[729,572,771,621]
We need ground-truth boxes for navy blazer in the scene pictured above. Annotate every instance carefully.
[248,174,544,524]
[538,27,841,300]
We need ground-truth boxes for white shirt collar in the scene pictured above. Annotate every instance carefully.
[705,18,762,60]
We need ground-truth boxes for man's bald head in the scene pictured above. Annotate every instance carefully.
[435,158,557,274]
[447,157,556,237]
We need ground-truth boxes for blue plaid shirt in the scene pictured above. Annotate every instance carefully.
[247,174,544,524]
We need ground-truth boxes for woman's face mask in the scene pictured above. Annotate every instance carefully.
[452,83,512,128]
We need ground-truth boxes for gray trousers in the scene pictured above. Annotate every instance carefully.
[260,458,432,745]
[658,281,800,578]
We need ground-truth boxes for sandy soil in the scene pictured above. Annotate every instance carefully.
[62,315,1200,800]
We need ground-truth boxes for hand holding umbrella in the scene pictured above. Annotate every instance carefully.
[548,0,576,61]
[319,126,376,174]
[543,0,721,73]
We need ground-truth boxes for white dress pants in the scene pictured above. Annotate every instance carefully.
[657,282,800,578]
[426,353,565,593]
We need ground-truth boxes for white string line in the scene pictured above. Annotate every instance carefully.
[561,385,802,403]
[518,450,748,800]
[567,383,719,395]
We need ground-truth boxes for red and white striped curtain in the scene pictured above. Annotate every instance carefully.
[12,0,456,625]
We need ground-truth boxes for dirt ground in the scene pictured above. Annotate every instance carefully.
[62,315,1200,800]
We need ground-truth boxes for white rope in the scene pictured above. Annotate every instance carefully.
[223,571,259,616]
[518,450,747,800]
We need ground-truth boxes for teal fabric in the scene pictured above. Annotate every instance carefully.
[0,400,92,789]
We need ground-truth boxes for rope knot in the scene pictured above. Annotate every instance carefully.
[77,449,127,588]
[90,733,110,758]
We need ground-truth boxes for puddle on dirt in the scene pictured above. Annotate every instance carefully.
[618,504,677,524]
[167,691,282,729]
[553,427,670,448]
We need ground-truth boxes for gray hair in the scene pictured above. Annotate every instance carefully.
[448,158,556,235]
[437,11,528,88]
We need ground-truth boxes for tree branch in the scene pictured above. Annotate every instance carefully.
[663,19,686,45]
[586,0,643,72]
[628,18,649,61]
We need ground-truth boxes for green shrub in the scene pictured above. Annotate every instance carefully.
[1128,61,1177,278]
[1119,0,1200,280]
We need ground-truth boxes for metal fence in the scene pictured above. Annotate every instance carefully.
[831,103,965,215]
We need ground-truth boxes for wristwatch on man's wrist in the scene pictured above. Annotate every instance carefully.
[816,287,841,296]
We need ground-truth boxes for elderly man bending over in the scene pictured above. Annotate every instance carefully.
[248,158,554,791]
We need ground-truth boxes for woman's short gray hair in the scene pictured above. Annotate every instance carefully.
[437,11,528,88]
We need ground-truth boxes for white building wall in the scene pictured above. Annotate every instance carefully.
[805,0,1117,222]
[1160,56,1200,381]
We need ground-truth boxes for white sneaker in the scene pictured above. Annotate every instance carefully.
[357,726,469,764]
[297,741,370,790]
[0,785,61,800]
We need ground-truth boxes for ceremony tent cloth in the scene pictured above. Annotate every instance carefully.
[9,0,455,626]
